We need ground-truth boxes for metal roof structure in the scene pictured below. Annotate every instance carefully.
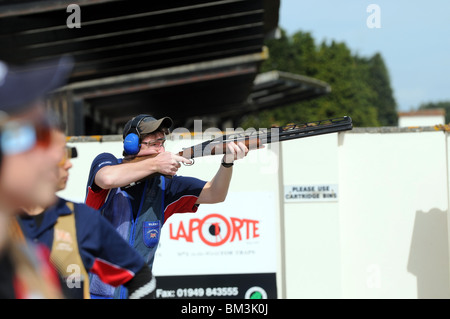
[0,0,330,135]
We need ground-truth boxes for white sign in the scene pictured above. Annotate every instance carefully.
[284,184,338,202]
[153,191,278,276]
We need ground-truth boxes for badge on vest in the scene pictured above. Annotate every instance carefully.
[143,221,160,248]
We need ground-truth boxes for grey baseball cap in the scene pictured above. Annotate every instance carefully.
[122,114,173,139]
[0,56,73,115]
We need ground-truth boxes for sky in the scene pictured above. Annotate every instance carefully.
[278,0,450,112]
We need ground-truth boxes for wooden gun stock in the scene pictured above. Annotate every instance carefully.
[122,153,157,164]
[177,137,263,159]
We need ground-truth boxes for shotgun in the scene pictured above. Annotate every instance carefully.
[123,116,353,165]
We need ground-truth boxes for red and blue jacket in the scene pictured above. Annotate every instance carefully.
[85,152,206,298]
[18,197,145,298]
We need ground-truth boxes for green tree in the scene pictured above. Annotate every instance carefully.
[262,30,319,77]
[311,40,379,126]
[241,29,397,128]
[357,53,398,126]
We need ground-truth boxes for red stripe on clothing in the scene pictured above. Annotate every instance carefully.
[164,195,200,223]
[90,258,135,287]
[13,276,26,299]
[85,187,109,210]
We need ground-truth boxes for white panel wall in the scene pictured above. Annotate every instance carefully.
[338,130,449,299]
[281,133,342,298]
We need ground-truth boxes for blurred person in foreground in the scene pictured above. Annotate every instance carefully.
[17,126,156,299]
[0,56,73,298]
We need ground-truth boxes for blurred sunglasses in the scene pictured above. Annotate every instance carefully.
[0,117,53,155]
[59,146,78,166]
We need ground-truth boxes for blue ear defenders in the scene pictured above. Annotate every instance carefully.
[123,115,148,155]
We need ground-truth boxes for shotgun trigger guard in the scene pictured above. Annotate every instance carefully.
[183,158,194,166]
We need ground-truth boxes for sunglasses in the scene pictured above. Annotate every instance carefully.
[59,146,78,167]
[0,117,53,155]
[140,137,166,149]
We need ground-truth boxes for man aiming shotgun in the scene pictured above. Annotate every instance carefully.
[85,114,249,299]
[85,113,352,299]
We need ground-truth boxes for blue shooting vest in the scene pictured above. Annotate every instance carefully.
[89,175,165,299]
